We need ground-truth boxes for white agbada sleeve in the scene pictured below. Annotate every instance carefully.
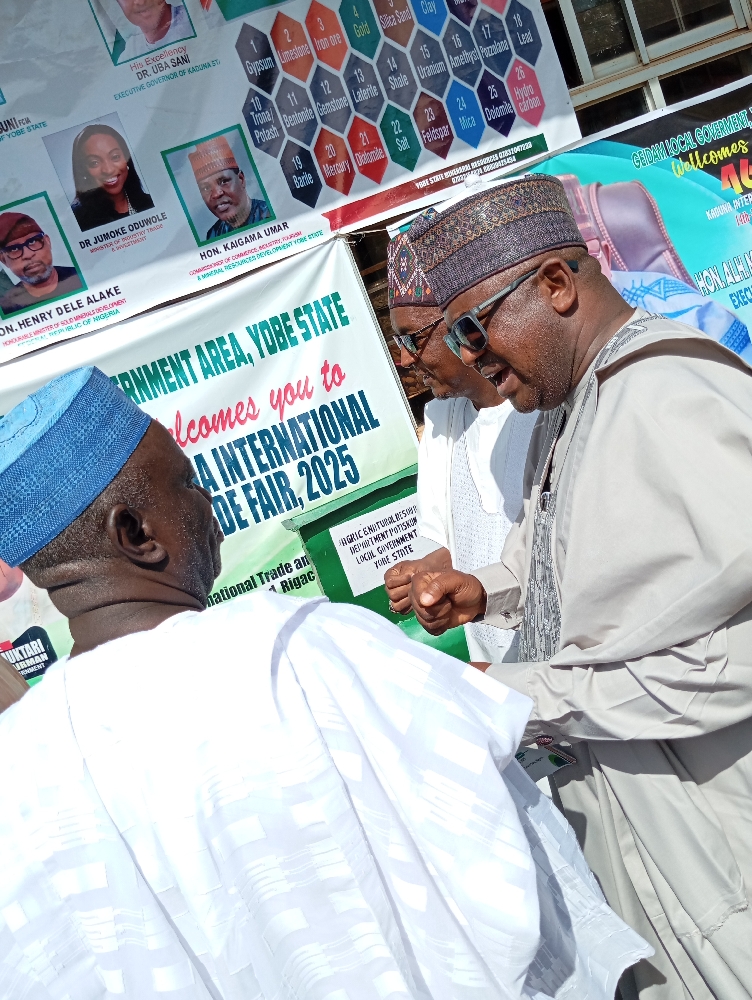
[0,593,651,1000]
[416,397,454,549]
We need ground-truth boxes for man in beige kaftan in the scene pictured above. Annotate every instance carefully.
[405,175,752,1000]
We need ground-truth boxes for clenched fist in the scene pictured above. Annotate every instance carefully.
[384,547,452,614]
[410,570,487,635]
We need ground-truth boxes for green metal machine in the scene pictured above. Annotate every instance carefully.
[284,464,469,660]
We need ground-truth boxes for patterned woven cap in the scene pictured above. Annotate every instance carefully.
[0,367,151,566]
[189,136,239,183]
[387,230,437,308]
[408,175,586,307]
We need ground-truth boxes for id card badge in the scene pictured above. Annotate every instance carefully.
[515,743,576,783]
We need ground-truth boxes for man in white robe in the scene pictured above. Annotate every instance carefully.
[0,366,649,998]
[384,230,536,662]
[406,173,752,999]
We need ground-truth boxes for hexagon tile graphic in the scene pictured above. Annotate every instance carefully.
[410,0,447,37]
[306,1,349,69]
[410,30,450,99]
[507,59,544,125]
[380,103,421,170]
[445,79,484,146]
[243,88,285,157]
[339,0,381,59]
[280,141,323,207]
[315,129,356,193]
[348,116,389,182]
[473,9,512,78]
[311,65,353,133]
[444,0,477,27]
[344,53,385,121]
[442,20,481,86]
[413,92,453,157]
[476,69,515,135]
[377,42,418,110]
[236,24,279,94]
[505,0,542,64]
[271,12,315,82]
[373,0,415,46]
[276,77,318,145]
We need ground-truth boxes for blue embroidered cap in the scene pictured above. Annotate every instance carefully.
[0,366,151,566]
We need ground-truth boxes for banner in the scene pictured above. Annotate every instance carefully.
[0,238,418,677]
[531,79,752,364]
[0,0,578,363]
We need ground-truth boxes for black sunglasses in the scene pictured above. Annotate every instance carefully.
[443,260,580,358]
[392,317,443,357]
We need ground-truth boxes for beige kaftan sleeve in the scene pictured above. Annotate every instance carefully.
[488,336,752,743]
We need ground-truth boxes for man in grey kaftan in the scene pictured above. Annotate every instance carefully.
[406,174,752,1000]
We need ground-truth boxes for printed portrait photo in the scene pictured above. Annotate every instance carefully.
[88,0,196,65]
[0,193,86,321]
[162,125,274,247]
[43,113,155,234]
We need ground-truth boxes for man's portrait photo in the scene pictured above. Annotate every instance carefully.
[44,113,155,233]
[162,126,273,246]
[0,195,85,320]
[87,0,196,66]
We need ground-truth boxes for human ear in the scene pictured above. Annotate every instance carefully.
[538,258,578,316]
[106,504,168,567]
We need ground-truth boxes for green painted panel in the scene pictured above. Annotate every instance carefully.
[284,466,469,660]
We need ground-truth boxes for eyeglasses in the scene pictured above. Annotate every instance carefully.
[1,233,46,259]
[392,317,443,357]
[443,259,580,358]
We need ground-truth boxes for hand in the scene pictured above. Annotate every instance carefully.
[384,559,423,614]
[410,570,487,635]
[469,661,491,672]
[384,547,452,614]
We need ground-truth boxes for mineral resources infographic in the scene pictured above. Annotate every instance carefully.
[0,0,578,361]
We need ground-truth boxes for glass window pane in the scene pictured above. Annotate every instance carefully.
[542,0,582,87]
[661,48,752,103]
[632,0,733,46]
[576,87,648,135]
[571,0,635,65]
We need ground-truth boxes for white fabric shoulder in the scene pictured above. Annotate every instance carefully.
[416,396,456,547]
[463,402,537,517]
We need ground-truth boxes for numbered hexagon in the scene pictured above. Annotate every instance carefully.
[409,29,450,99]
[505,0,542,65]
[476,69,515,135]
[445,79,484,146]
[377,41,418,110]
[236,24,279,94]
[306,1,349,69]
[271,12,315,82]
[472,9,512,78]
[280,141,323,207]
[409,0,447,37]
[276,77,318,146]
[347,116,388,182]
[507,59,544,124]
[444,0,476,27]
[315,128,356,193]
[311,65,352,133]
[413,92,453,157]
[373,0,415,46]
[243,88,285,158]
[344,53,385,122]
[442,20,481,86]
[339,0,381,59]
[380,103,421,170]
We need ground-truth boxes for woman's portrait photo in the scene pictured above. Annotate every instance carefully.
[87,0,196,66]
[44,115,155,233]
